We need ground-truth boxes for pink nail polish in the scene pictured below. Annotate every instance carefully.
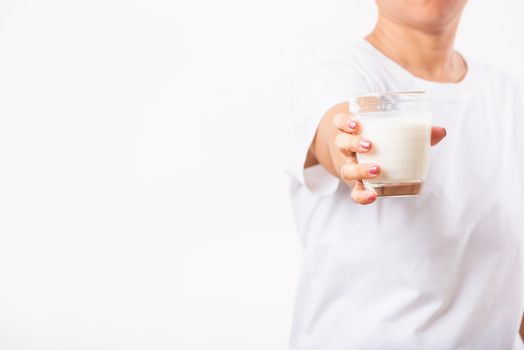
[368,166,379,175]
[360,140,371,149]
[348,121,357,129]
[367,193,377,202]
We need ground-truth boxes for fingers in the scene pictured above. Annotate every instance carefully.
[431,126,447,146]
[332,113,359,133]
[335,132,373,155]
[340,163,381,181]
[338,160,379,205]
[351,180,377,205]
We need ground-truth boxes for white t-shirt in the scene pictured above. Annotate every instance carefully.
[286,39,524,350]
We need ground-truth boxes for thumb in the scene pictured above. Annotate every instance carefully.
[431,126,447,146]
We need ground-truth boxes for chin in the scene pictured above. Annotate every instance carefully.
[377,0,468,30]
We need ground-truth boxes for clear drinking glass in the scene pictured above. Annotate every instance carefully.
[349,91,432,197]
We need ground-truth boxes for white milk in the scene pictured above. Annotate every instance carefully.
[356,112,431,196]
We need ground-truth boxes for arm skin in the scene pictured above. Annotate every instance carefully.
[306,103,349,177]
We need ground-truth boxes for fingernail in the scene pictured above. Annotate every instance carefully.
[368,166,379,175]
[367,193,377,202]
[360,140,371,149]
[443,128,447,137]
[348,121,357,130]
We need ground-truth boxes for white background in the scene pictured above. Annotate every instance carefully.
[0,1,523,349]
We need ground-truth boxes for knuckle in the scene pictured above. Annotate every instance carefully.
[342,163,373,182]
[333,112,346,119]
[339,134,360,153]
[332,113,348,128]
[334,133,349,150]
[341,163,355,180]
[351,135,361,150]
[340,164,350,180]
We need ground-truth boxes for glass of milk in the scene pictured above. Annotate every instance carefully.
[349,91,431,197]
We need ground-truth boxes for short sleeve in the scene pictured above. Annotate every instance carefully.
[513,79,524,187]
[505,78,524,239]
[284,46,371,195]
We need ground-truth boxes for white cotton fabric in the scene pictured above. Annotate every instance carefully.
[286,39,524,350]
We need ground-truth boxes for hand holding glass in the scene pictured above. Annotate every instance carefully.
[349,91,432,197]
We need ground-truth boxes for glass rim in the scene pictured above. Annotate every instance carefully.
[349,90,431,114]
[349,90,430,99]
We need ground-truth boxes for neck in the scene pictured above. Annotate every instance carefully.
[366,15,467,83]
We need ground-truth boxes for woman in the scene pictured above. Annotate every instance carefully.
[286,0,524,349]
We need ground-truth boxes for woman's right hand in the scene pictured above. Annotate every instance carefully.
[330,112,382,205]
[309,103,447,205]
